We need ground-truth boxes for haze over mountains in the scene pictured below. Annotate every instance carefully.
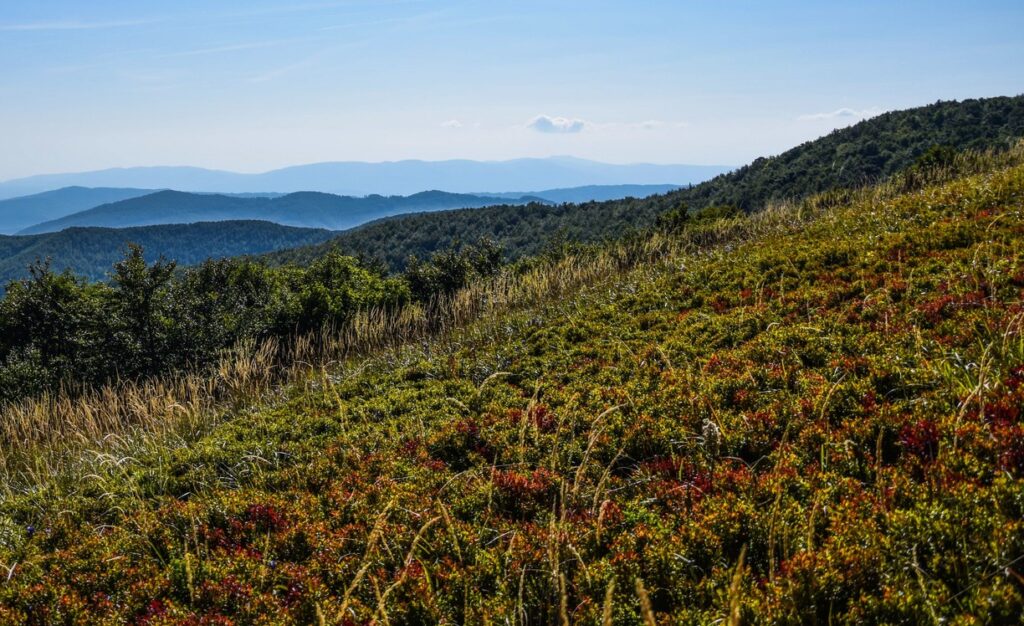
[0,157,729,200]
[0,183,685,236]
[1,96,1021,288]
[0,187,156,234]
[266,96,1024,271]
[16,190,536,235]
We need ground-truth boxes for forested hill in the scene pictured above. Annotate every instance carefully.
[266,199,647,271]
[684,95,1024,211]
[479,183,682,203]
[0,220,336,287]
[268,95,1024,270]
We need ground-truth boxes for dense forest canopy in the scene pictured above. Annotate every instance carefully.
[0,239,501,404]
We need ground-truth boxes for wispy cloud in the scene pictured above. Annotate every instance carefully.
[527,115,587,134]
[441,119,463,128]
[218,0,426,21]
[0,18,159,32]
[247,42,355,83]
[220,2,376,19]
[43,46,159,74]
[161,38,308,59]
[798,107,884,121]
[320,5,510,33]
[623,120,689,131]
[249,57,318,83]
[319,15,426,31]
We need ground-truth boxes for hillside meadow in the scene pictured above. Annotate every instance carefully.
[0,147,1022,623]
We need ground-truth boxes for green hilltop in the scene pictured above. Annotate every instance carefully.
[0,220,339,292]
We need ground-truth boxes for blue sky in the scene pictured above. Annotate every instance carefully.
[1,0,1022,179]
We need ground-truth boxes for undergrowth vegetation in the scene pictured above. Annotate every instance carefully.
[1,146,1023,623]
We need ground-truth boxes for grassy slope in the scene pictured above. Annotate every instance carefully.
[1,161,1023,623]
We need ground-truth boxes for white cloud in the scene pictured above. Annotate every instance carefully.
[798,107,884,122]
[441,119,463,128]
[527,115,587,134]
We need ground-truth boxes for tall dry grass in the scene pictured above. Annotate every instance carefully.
[0,236,711,495]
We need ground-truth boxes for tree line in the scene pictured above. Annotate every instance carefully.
[0,240,501,405]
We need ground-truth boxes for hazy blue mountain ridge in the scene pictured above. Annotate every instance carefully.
[0,187,155,234]
[0,157,730,199]
[18,189,537,234]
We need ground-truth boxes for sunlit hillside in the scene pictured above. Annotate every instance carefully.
[1,144,1022,623]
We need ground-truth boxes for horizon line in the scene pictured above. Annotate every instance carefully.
[0,156,736,184]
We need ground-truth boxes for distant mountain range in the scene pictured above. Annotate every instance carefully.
[0,221,337,289]
[266,95,1024,271]
[17,189,540,235]
[0,157,729,200]
[0,183,691,285]
[4,96,1022,292]
[1,184,686,235]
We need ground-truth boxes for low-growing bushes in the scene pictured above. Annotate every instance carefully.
[1,147,1024,623]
